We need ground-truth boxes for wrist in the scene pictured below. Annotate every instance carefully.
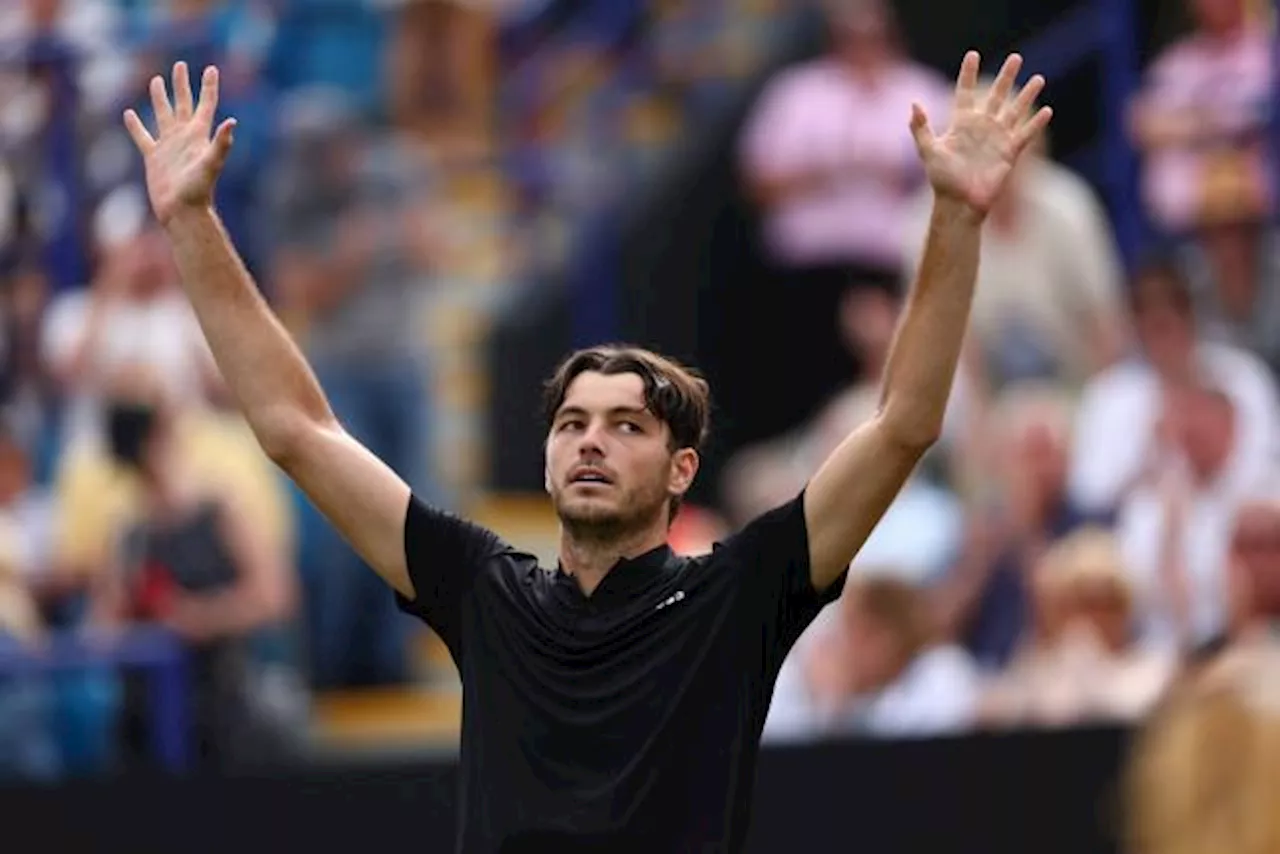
[162,203,217,234]
[930,193,986,227]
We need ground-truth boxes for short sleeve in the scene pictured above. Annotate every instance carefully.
[717,490,845,664]
[395,494,510,657]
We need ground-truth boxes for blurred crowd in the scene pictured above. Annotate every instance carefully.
[0,0,802,779]
[0,0,1275,785]
[727,0,1280,744]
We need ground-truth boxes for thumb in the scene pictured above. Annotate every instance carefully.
[909,103,934,154]
[203,117,237,174]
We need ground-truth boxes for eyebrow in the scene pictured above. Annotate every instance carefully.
[554,405,652,420]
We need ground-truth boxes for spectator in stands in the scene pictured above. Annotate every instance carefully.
[667,504,728,557]
[1129,0,1275,362]
[0,426,56,605]
[48,360,292,629]
[1125,641,1280,854]
[267,90,440,688]
[41,218,220,451]
[720,287,967,584]
[263,0,388,114]
[979,529,1175,728]
[0,551,59,781]
[1207,497,1280,656]
[0,414,58,782]
[86,378,303,772]
[1069,257,1280,520]
[0,262,57,472]
[901,113,1126,390]
[935,384,1095,670]
[765,573,979,742]
[736,0,952,433]
[387,0,498,155]
[1115,383,1261,651]
[116,0,277,278]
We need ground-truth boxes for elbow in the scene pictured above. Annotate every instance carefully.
[253,407,337,469]
[875,408,943,455]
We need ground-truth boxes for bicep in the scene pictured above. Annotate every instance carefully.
[804,419,923,590]
[279,421,415,597]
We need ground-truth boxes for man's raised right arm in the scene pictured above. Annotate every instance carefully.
[163,206,416,597]
[124,62,422,598]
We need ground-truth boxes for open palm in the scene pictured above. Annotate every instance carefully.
[123,62,237,226]
[910,51,1053,214]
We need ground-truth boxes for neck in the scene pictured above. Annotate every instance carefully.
[558,523,668,596]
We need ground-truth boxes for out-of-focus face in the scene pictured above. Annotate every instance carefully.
[1173,389,1235,481]
[1191,0,1246,34]
[545,371,696,541]
[1132,272,1196,377]
[1064,580,1132,652]
[841,595,905,693]
[1010,414,1067,497]
[830,0,893,57]
[27,0,60,29]
[1228,502,1280,624]
[838,287,897,364]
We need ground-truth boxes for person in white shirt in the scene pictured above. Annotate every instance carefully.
[1069,256,1280,519]
[1116,383,1262,650]
[765,573,979,742]
[41,223,220,451]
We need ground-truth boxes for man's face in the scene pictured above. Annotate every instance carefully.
[545,371,696,540]
[1175,390,1235,480]
[1228,504,1280,623]
[1191,0,1245,33]
[1132,275,1195,375]
[1012,416,1067,497]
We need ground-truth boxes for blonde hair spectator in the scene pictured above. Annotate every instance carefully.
[1126,644,1280,854]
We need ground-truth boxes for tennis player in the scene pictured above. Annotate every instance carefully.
[124,49,1050,853]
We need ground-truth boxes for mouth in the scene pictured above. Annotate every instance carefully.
[569,469,614,486]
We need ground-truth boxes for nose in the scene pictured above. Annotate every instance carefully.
[575,422,606,459]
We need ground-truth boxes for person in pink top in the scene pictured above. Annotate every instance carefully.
[1129,0,1274,337]
[734,0,953,439]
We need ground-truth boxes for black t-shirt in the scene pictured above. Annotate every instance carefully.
[396,491,844,854]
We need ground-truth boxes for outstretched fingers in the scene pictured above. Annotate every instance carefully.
[172,61,195,120]
[203,117,238,173]
[985,53,1022,115]
[122,109,155,154]
[953,51,980,111]
[149,75,175,133]
[195,65,220,126]
[1002,74,1045,127]
[1013,105,1054,153]
[909,102,934,154]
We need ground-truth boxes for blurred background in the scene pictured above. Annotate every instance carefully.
[0,0,1277,851]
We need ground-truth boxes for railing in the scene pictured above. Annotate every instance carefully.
[0,626,190,772]
[1018,0,1145,268]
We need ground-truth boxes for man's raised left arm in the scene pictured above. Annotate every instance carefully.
[804,51,1053,590]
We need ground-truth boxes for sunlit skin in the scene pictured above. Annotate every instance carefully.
[545,372,698,590]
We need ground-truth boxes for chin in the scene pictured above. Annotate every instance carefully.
[557,500,624,528]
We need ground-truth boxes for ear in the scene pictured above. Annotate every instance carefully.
[668,448,700,500]
[544,462,552,495]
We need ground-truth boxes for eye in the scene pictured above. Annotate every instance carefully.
[558,419,585,432]
[619,421,644,434]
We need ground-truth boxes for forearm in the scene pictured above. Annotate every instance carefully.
[877,196,982,447]
[164,206,335,456]
[180,584,285,638]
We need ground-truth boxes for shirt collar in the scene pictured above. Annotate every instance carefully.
[554,543,679,607]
